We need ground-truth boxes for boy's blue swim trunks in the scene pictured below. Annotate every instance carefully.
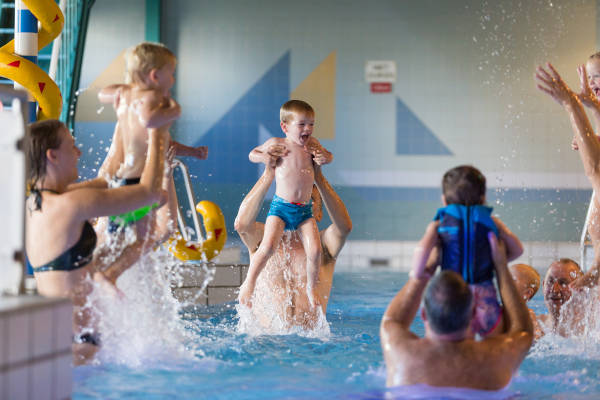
[267,195,313,231]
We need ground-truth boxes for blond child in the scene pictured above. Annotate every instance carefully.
[238,100,332,308]
[98,42,207,240]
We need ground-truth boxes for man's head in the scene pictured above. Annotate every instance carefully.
[125,42,176,89]
[280,100,315,146]
[441,165,486,206]
[543,258,583,312]
[423,271,474,335]
[510,263,541,302]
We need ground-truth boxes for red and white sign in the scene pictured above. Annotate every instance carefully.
[370,82,392,93]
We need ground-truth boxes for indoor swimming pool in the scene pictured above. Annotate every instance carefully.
[72,269,600,399]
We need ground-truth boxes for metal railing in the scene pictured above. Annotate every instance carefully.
[172,158,205,243]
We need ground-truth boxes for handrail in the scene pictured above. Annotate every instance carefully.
[172,158,204,243]
[580,191,595,271]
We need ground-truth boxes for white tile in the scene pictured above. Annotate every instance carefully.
[31,359,53,400]
[213,247,242,264]
[172,288,207,305]
[7,313,29,365]
[177,265,211,287]
[6,365,28,400]
[31,308,54,358]
[207,287,238,305]
[210,266,241,286]
[54,303,73,352]
[53,354,72,400]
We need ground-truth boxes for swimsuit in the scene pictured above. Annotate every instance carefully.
[32,221,97,273]
[469,280,503,336]
[434,204,502,336]
[108,177,159,232]
[434,204,499,284]
[267,195,313,231]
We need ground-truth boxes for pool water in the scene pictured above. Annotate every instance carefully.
[73,270,600,399]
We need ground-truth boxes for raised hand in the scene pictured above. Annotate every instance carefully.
[577,65,600,108]
[535,63,579,107]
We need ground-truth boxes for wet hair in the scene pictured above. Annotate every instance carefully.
[442,165,486,206]
[423,270,473,334]
[510,264,541,295]
[125,42,176,85]
[280,100,315,123]
[26,119,65,187]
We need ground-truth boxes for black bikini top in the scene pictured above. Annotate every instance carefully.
[32,221,97,273]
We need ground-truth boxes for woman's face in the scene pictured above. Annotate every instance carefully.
[56,126,81,182]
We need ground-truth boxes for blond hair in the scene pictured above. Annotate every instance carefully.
[280,100,314,123]
[125,42,176,84]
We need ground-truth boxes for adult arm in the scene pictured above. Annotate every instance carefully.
[536,64,600,190]
[315,165,352,259]
[67,129,167,220]
[577,65,600,131]
[488,233,533,363]
[380,223,439,343]
[97,84,127,105]
[171,140,208,160]
[491,217,523,262]
[248,138,288,164]
[234,166,274,252]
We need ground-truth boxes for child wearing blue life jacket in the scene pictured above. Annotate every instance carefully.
[417,165,523,337]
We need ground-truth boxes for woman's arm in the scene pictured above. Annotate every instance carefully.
[69,129,167,220]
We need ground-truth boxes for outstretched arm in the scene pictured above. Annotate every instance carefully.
[234,166,275,252]
[171,140,208,160]
[305,137,333,165]
[98,84,127,105]
[577,65,600,130]
[492,217,523,262]
[315,165,352,259]
[249,139,288,165]
[536,63,600,190]
[380,223,439,338]
[490,232,533,337]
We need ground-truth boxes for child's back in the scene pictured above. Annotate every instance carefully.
[433,165,523,337]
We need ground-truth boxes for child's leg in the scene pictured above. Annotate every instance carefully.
[297,217,322,308]
[239,216,285,307]
[151,174,178,244]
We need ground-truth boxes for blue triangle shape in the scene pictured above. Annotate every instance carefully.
[192,51,290,183]
[396,97,452,155]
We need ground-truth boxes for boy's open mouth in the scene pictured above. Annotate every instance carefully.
[301,133,310,141]
[594,87,600,97]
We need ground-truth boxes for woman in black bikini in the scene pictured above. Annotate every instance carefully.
[25,119,167,364]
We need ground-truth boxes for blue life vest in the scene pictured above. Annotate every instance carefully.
[434,204,499,284]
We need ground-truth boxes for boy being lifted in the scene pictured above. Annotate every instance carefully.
[238,100,332,308]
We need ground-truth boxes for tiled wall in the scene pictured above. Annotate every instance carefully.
[0,296,72,400]
[335,240,582,275]
[172,263,248,306]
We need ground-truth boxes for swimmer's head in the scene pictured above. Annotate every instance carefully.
[509,263,540,302]
[311,185,323,222]
[280,100,315,146]
[543,258,582,311]
[423,270,473,335]
[27,119,79,186]
[441,165,486,206]
[125,42,176,88]
[587,52,600,98]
